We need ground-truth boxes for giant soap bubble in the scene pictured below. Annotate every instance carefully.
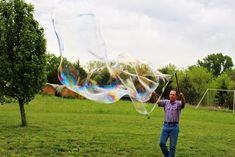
[52,0,171,115]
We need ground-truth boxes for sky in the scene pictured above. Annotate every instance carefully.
[26,0,235,68]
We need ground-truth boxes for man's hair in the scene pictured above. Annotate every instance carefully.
[170,89,178,95]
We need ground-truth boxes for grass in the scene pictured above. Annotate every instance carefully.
[0,95,235,157]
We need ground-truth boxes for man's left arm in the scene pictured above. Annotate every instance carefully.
[179,92,186,109]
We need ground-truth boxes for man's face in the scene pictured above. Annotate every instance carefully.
[169,90,177,102]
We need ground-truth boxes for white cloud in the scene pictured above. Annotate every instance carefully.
[26,0,235,68]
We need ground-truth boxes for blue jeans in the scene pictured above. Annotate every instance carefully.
[159,123,179,157]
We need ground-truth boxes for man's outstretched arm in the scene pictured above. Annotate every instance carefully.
[157,99,166,107]
[153,92,164,107]
[179,92,186,109]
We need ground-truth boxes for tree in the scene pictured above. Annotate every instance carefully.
[158,64,177,75]
[46,53,61,84]
[158,64,178,98]
[73,59,87,85]
[45,53,88,85]
[179,75,195,104]
[93,67,114,87]
[225,68,235,82]
[85,60,106,72]
[0,0,47,126]
[186,66,213,104]
[197,53,234,76]
[213,74,235,108]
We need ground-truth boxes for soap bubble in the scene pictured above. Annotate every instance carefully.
[52,0,171,115]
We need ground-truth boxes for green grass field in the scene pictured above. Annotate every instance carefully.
[0,95,235,157]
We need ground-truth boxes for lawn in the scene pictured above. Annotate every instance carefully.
[0,95,235,157]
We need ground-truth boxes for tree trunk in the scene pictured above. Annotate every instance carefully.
[18,99,27,127]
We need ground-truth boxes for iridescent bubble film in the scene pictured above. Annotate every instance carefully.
[52,0,171,115]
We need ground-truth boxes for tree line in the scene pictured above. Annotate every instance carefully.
[159,53,234,108]
[46,53,235,109]
[0,0,234,127]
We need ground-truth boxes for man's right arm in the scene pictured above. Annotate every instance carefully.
[157,100,166,107]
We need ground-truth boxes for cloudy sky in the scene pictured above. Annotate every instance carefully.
[26,0,235,68]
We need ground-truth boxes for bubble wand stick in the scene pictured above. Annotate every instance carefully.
[175,72,180,96]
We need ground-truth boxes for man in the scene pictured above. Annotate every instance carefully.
[158,90,186,157]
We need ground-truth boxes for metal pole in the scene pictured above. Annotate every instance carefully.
[196,89,208,109]
[197,89,235,111]
[233,91,235,115]
[208,88,235,92]
[207,90,210,106]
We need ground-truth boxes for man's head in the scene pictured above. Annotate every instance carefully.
[169,90,177,102]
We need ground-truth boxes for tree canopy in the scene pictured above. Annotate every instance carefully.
[197,53,234,76]
[0,0,47,126]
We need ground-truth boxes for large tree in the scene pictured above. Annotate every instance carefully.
[186,66,214,104]
[0,0,47,126]
[197,53,234,76]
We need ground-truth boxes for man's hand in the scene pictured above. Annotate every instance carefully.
[178,92,184,99]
